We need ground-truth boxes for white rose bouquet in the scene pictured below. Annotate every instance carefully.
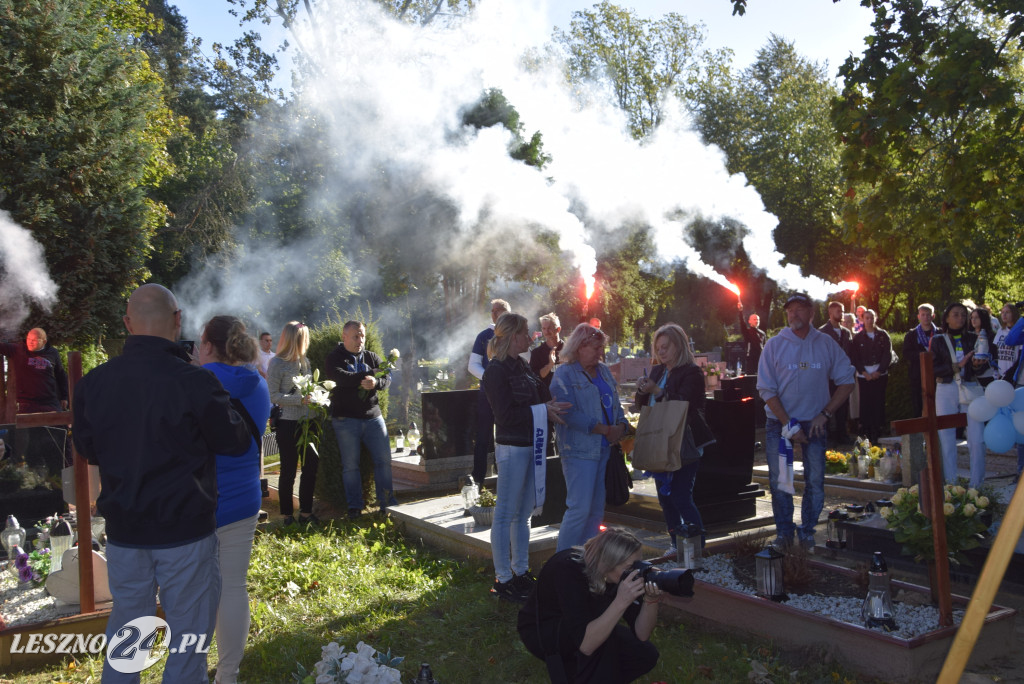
[292,368,337,465]
[359,348,400,400]
[293,640,404,684]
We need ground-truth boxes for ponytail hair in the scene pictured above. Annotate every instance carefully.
[203,315,258,365]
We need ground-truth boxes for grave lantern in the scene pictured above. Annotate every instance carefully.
[678,523,702,570]
[1,515,26,558]
[49,517,74,572]
[754,546,787,602]
[862,551,898,631]
[845,503,865,521]
[826,509,848,549]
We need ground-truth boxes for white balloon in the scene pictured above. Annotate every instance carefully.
[1013,410,1024,436]
[968,396,999,423]
[985,379,1015,408]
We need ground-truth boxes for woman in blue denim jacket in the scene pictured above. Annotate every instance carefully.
[551,323,629,551]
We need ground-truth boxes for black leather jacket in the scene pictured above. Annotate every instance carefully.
[482,355,551,447]
[930,330,980,383]
[850,329,893,375]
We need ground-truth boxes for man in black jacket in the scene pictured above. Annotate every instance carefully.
[73,284,250,683]
[818,301,854,443]
[0,327,68,413]
[326,321,398,519]
[737,301,766,373]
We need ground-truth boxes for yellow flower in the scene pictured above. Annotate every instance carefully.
[977,496,990,508]
[943,502,955,516]
[880,507,893,519]
[967,488,979,500]
[963,503,977,517]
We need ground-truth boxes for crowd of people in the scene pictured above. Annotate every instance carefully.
[8,287,1022,684]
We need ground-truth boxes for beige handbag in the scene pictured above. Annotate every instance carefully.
[630,399,688,472]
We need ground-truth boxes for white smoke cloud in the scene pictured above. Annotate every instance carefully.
[178,0,846,346]
[0,211,58,334]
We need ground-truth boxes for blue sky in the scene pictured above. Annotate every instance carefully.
[170,0,876,88]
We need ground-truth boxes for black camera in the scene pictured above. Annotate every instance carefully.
[621,560,694,597]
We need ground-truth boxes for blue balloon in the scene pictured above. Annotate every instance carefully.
[1012,387,1024,413]
[984,414,1016,453]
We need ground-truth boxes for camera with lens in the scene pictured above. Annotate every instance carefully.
[621,560,694,597]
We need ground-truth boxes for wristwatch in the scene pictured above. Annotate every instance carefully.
[820,409,833,419]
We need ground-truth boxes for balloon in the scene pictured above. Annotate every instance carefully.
[968,396,998,422]
[1013,410,1024,436]
[1012,387,1024,413]
[985,379,1015,408]
[983,414,1016,453]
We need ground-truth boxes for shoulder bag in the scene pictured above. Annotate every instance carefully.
[630,399,688,472]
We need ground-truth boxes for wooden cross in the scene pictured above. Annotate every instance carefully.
[889,352,965,628]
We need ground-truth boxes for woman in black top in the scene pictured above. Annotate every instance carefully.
[634,324,715,557]
[930,303,985,486]
[482,313,568,603]
[849,309,893,443]
[518,529,666,683]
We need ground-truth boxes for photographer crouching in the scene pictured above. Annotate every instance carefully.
[518,528,694,683]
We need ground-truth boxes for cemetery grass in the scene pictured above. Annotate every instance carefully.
[8,518,874,684]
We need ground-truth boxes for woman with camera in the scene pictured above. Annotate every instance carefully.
[197,315,271,684]
[482,313,569,602]
[551,323,630,552]
[634,324,715,558]
[518,528,664,683]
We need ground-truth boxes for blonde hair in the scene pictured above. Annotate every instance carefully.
[276,321,310,363]
[487,312,528,361]
[539,312,560,329]
[582,528,641,594]
[561,323,607,364]
[202,315,257,365]
[652,323,693,368]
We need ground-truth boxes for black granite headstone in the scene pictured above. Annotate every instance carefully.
[420,389,479,460]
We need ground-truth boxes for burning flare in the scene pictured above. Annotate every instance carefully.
[584,275,595,301]
[837,280,859,293]
[724,281,740,297]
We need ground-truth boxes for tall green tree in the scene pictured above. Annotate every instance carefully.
[555,1,728,140]
[0,0,175,342]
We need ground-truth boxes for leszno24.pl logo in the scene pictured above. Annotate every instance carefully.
[9,616,210,674]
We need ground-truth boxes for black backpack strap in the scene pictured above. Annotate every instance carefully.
[230,397,263,449]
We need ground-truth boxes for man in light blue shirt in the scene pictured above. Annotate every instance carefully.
[757,293,855,550]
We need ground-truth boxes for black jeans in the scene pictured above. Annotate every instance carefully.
[277,419,319,516]
[521,622,659,684]
[857,375,889,443]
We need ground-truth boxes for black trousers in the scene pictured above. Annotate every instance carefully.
[858,375,889,443]
[521,622,659,684]
[277,418,319,516]
[472,390,494,485]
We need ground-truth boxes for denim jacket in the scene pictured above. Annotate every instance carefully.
[550,361,627,460]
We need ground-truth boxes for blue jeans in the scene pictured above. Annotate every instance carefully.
[556,447,609,552]
[765,418,826,543]
[491,444,534,582]
[331,416,397,511]
[656,459,704,548]
[104,534,220,684]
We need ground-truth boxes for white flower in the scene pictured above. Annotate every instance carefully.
[943,489,952,502]
[963,503,977,517]
[389,348,400,359]
[977,496,990,508]
[309,387,331,406]
[967,488,979,500]
[322,380,337,390]
[293,374,310,388]
[943,502,955,516]
[953,485,966,496]
[891,492,903,506]
[285,580,301,597]
[315,674,336,684]
[880,507,893,519]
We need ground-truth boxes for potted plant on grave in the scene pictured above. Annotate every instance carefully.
[825,450,849,475]
[880,483,992,565]
[469,487,496,526]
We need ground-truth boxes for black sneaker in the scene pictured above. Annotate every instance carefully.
[490,578,529,603]
[510,572,537,597]
[299,513,320,524]
[281,515,296,526]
